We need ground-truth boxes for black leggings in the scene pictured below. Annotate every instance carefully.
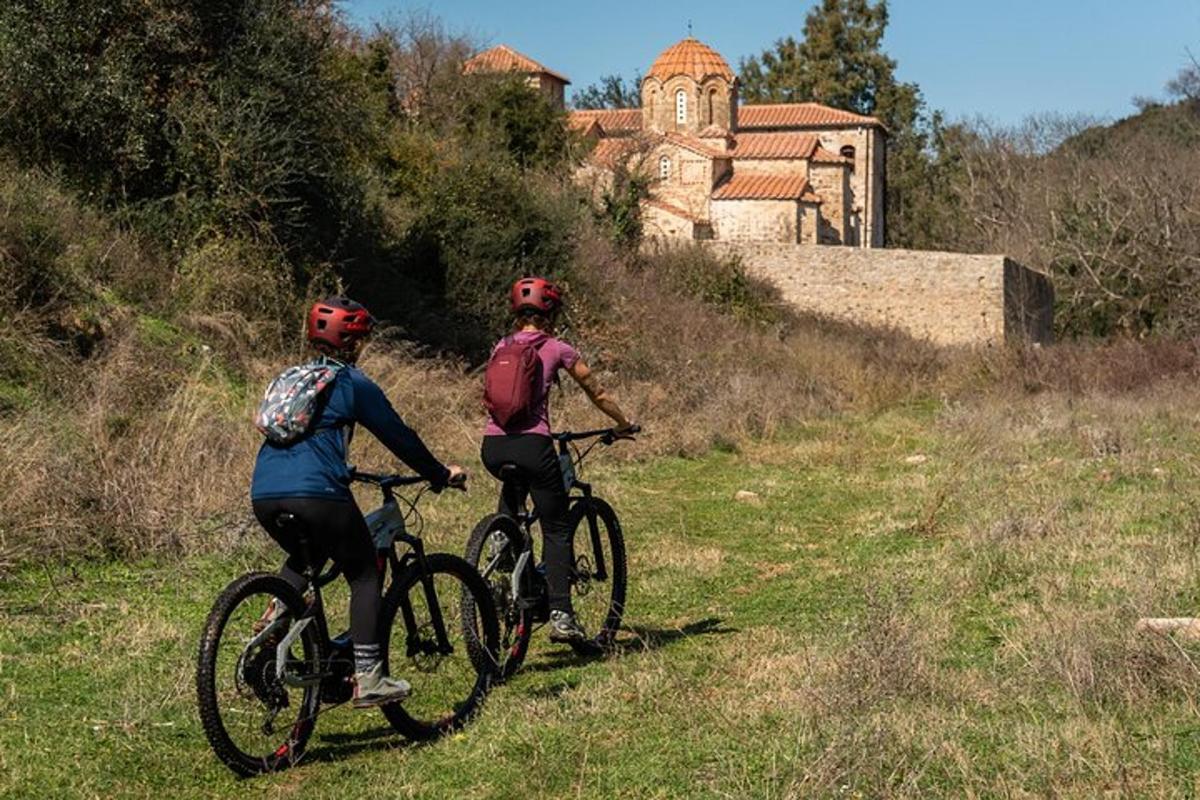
[481,434,573,612]
[252,496,381,646]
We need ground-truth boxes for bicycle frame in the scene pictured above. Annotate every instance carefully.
[355,472,455,660]
[265,473,456,694]
[501,426,640,590]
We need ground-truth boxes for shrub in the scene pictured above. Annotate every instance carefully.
[0,0,371,264]
[636,243,785,325]
[458,75,574,171]
[350,157,583,355]
[0,162,166,399]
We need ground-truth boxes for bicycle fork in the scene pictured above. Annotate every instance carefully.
[396,534,454,657]
[573,487,608,583]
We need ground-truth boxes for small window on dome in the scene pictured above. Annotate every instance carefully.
[659,155,671,180]
[675,90,687,125]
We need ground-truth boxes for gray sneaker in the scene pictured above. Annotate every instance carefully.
[548,610,588,643]
[352,663,412,708]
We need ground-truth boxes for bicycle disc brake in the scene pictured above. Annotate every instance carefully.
[408,623,445,673]
[572,554,593,596]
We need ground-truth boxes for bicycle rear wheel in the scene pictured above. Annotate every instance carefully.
[463,513,534,679]
[379,552,499,741]
[567,497,627,654]
[196,572,324,776]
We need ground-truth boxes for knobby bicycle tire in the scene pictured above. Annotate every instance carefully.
[379,552,500,740]
[567,497,627,654]
[196,572,324,776]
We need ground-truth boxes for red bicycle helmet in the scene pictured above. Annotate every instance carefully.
[307,296,375,351]
[510,277,562,315]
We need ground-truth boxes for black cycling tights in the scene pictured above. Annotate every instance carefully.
[481,434,573,613]
[252,496,380,646]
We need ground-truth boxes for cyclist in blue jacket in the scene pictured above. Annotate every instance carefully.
[251,296,466,708]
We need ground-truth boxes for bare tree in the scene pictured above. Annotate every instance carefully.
[945,111,1200,336]
[371,10,476,126]
[1166,50,1200,103]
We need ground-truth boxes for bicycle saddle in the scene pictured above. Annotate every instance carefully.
[497,463,523,483]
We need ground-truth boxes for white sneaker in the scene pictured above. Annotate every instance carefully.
[548,610,588,643]
[352,663,412,708]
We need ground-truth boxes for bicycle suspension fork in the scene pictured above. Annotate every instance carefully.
[573,483,608,582]
[396,533,454,656]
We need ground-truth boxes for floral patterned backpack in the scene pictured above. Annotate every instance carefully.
[254,358,346,444]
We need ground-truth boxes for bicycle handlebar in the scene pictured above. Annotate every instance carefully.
[350,468,467,493]
[350,470,431,489]
[553,424,642,444]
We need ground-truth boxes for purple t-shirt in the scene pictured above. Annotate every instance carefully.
[484,331,580,437]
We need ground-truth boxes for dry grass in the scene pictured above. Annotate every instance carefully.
[7,323,1196,564]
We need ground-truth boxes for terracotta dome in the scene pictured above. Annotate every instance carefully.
[646,37,735,83]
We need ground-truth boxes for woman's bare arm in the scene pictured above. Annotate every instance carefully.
[565,359,633,430]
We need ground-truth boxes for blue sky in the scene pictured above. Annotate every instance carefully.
[341,1,1200,124]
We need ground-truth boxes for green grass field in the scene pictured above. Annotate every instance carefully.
[5,395,1200,798]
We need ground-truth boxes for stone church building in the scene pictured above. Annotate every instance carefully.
[466,37,886,247]
[464,39,1054,346]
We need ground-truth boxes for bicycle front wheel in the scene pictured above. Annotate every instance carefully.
[567,497,627,654]
[196,572,324,776]
[379,552,499,741]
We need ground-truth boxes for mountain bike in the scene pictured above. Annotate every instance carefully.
[196,471,499,776]
[463,426,638,678]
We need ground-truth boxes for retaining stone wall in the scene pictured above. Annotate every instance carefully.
[693,241,1054,345]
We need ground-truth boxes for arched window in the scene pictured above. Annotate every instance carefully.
[707,90,716,125]
[675,90,687,125]
[840,145,856,160]
[658,155,671,180]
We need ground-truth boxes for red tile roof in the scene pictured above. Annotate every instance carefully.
[568,116,604,137]
[811,146,852,165]
[644,198,706,223]
[463,45,570,84]
[646,37,735,82]
[711,174,821,203]
[739,103,881,129]
[568,108,642,134]
[590,137,641,168]
[662,131,728,159]
[730,132,819,160]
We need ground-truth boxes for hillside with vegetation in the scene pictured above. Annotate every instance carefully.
[0,0,958,562]
[4,1,1200,797]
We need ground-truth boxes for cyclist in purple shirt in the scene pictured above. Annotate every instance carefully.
[480,277,635,642]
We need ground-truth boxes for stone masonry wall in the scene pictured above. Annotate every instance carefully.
[694,241,1054,345]
[710,199,806,243]
[651,143,720,220]
[808,162,849,245]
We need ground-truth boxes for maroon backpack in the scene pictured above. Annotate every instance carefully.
[483,337,547,428]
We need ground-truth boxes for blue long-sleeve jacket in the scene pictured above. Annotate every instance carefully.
[251,365,450,501]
